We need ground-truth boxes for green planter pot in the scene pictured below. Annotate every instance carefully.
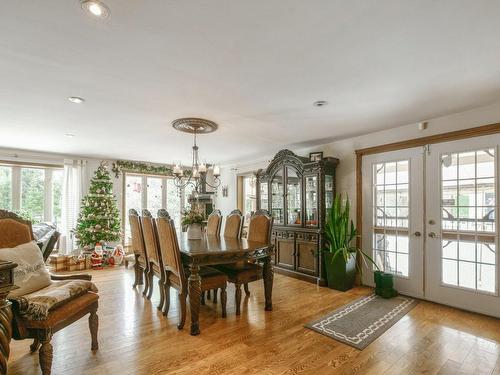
[374,270,398,298]
[323,251,357,291]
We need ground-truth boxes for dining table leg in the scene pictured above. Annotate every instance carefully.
[262,255,273,311]
[188,263,202,335]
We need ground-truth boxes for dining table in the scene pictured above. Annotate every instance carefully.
[178,232,275,335]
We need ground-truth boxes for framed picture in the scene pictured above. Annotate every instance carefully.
[222,185,229,197]
[309,151,323,162]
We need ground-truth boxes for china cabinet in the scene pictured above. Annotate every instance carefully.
[256,149,338,285]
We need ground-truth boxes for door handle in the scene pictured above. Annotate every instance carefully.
[414,231,421,237]
[428,232,438,238]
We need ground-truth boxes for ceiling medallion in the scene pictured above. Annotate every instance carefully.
[171,118,218,134]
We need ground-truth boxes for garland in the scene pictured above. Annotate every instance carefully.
[111,160,192,178]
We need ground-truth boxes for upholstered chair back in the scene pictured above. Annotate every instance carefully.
[223,209,243,239]
[0,210,34,249]
[247,209,274,244]
[128,209,147,266]
[206,209,222,236]
[140,209,161,266]
[156,210,187,292]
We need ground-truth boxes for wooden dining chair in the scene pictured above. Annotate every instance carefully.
[206,209,222,236]
[209,209,244,304]
[128,209,149,294]
[140,209,165,311]
[156,209,228,328]
[223,209,243,239]
[214,209,273,315]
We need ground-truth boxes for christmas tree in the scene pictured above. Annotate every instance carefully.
[74,162,121,249]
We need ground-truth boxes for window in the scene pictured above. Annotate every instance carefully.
[440,149,496,293]
[123,173,192,244]
[372,160,410,277]
[242,175,257,223]
[0,163,63,225]
[0,166,12,210]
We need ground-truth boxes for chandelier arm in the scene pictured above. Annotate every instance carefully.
[203,177,222,189]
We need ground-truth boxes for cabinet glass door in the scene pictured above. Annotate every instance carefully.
[271,170,284,225]
[305,175,318,227]
[260,180,269,211]
[286,168,302,225]
[325,174,334,210]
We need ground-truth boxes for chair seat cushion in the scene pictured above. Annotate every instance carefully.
[19,292,99,329]
[185,266,227,287]
[10,279,98,321]
[213,263,263,283]
[1,241,52,297]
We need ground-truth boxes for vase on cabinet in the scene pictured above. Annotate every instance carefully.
[187,224,202,239]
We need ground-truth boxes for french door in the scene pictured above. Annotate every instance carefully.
[426,135,499,316]
[362,135,500,317]
[362,148,425,298]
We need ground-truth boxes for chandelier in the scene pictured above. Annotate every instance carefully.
[171,118,221,193]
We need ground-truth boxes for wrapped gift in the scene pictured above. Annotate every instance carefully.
[49,254,68,272]
[78,259,86,270]
[68,257,79,272]
[84,254,92,269]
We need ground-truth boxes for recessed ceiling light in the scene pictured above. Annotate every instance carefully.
[313,100,328,107]
[68,96,85,104]
[80,0,110,19]
[65,133,76,138]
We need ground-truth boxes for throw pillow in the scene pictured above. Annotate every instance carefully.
[1,241,52,297]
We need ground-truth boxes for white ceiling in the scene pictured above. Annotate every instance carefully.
[2,1,500,165]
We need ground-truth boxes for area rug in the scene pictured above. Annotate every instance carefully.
[305,294,418,350]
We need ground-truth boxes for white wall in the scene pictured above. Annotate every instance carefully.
[215,99,500,219]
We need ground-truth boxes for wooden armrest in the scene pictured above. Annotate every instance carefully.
[50,273,92,281]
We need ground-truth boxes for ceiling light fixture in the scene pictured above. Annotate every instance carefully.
[65,133,76,138]
[313,100,328,107]
[80,0,110,19]
[171,118,221,194]
[68,96,85,104]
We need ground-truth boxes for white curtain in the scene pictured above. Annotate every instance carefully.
[60,159,87,254]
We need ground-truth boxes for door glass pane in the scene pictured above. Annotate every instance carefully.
[440,148,497,293]
[147,177,163,215]
[21,168,45,222]
[259,181,268,211]
[286,168,301,225]
[51,169,63,226]
[271,170,283,225]
[372,160,409,277]
[166,178,181,230]
[0,166,12,210]
[124,175,143,244]
[305,175,318,227]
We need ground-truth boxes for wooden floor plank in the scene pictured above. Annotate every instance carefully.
[8,267,500,374]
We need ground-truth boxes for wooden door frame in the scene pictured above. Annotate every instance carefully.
[355,122,500,249]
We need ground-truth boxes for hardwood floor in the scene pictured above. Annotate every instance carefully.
[8,267,500,374]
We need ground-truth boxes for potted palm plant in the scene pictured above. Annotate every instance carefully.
[323,194,378,291]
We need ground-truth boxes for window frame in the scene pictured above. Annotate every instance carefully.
[0,161,64,223]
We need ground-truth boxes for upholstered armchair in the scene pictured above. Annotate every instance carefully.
[0,210,99,375]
